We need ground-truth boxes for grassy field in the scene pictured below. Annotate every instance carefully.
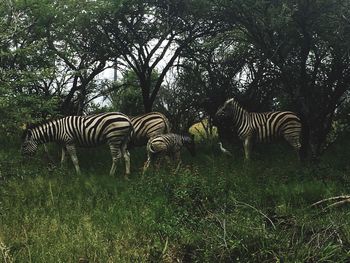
[1,135,350,262]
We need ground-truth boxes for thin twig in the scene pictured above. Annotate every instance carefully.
[310,195,350,207]
[236,201,276,230]
[325,199,350,209]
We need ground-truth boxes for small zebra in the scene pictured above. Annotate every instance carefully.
[143,133,195,173]
[129,112,171,147]
[21,112,133,177]
[215,98,302,160]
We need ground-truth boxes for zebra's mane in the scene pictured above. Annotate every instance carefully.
[225,97,242,109]
[27,118,59,130]
[21,117,62,140]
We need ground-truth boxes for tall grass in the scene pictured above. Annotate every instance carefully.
[0,136,350,262]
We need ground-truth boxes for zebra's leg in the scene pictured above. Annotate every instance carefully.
[123,148,131,179]
[153,153,162,171]
[284,134,302,160]
[108,143,122,177]
[165,152,174,166]
[243,137,252,160]
[66,144,81,174]
[174,151,182,172]
[155,154,164,170]
[60,145,67,165]
[143,153,153,174]
[43,144,55,164]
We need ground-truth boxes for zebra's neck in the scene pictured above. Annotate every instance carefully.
[32,119,62,144]
[231,101,250,136]
[232,102,248,124]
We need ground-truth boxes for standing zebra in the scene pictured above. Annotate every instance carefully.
[215,98,302,160]
[21,112,133,177]
[129,112,171,147]
[143,133,195,173]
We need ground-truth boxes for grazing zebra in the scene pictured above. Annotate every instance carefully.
[143,133,195,173]
[129,112,171,147]
[215,98,302,160]
[21,112,133,177]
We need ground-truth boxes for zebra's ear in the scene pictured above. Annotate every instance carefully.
[20,123,28,130]
[22,122,33,139]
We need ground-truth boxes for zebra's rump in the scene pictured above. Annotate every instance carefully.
[147,133,179,154]
[254,111,301,142]
[130,112,170,146]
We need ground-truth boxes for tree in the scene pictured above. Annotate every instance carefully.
[157,76,201,132]
[100,0,222,112]
[40,0,113,115]
[220,0,350,158]
[0,0,60,131]
[0,0,117,129]
[109,70,145,116]
[174,33,278,140]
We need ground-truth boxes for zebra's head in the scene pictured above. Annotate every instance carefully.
[215,98,237,121]
[21,128,38,156]
[183,134,196,156]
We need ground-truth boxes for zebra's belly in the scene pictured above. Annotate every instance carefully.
[74,141,105,148]
[254,124,280,143]
[70,136,107,147]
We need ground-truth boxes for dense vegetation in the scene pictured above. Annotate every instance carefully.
[1,0,350,261]
[1,0,350,157]
[1,135,350,262]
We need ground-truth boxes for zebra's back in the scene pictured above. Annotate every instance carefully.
[251,111,301,142]
[64,112,132,146]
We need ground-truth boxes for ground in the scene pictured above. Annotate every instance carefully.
[0,135,350,262]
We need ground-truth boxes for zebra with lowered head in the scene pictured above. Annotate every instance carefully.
[215,97,302,160]
[143,133,195,173]
[129,112,171,147]
[21,112,133,177]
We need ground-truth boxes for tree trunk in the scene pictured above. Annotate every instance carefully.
[140,79,153,113]
[143,100,153,113]
[298,104,334,161]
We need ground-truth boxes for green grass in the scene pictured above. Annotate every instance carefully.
[1,136,350,262]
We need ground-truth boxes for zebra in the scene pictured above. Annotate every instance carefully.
[21,112,133,177]
[129,112,171,148]
[41,111,170,170]
[215,97,302,160]
[143,133,195,173]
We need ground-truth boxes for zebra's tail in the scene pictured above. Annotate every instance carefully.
[161,114,171,133]
[121,119,135,151]
[128,120,136,143]
[146,139,157,154]
[298,118,309,161]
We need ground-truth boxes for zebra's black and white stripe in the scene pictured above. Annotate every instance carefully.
[215,98,302,159]
[21,112,133,177]
[129,112,171,147]
[143,133,195,173]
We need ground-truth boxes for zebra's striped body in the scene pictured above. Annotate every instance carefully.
[143,133,195,173]
[21,112,133,177]
[130,112,171,147]
[216,98,302,159]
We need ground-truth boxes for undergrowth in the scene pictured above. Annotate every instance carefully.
[0,136,350,262]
